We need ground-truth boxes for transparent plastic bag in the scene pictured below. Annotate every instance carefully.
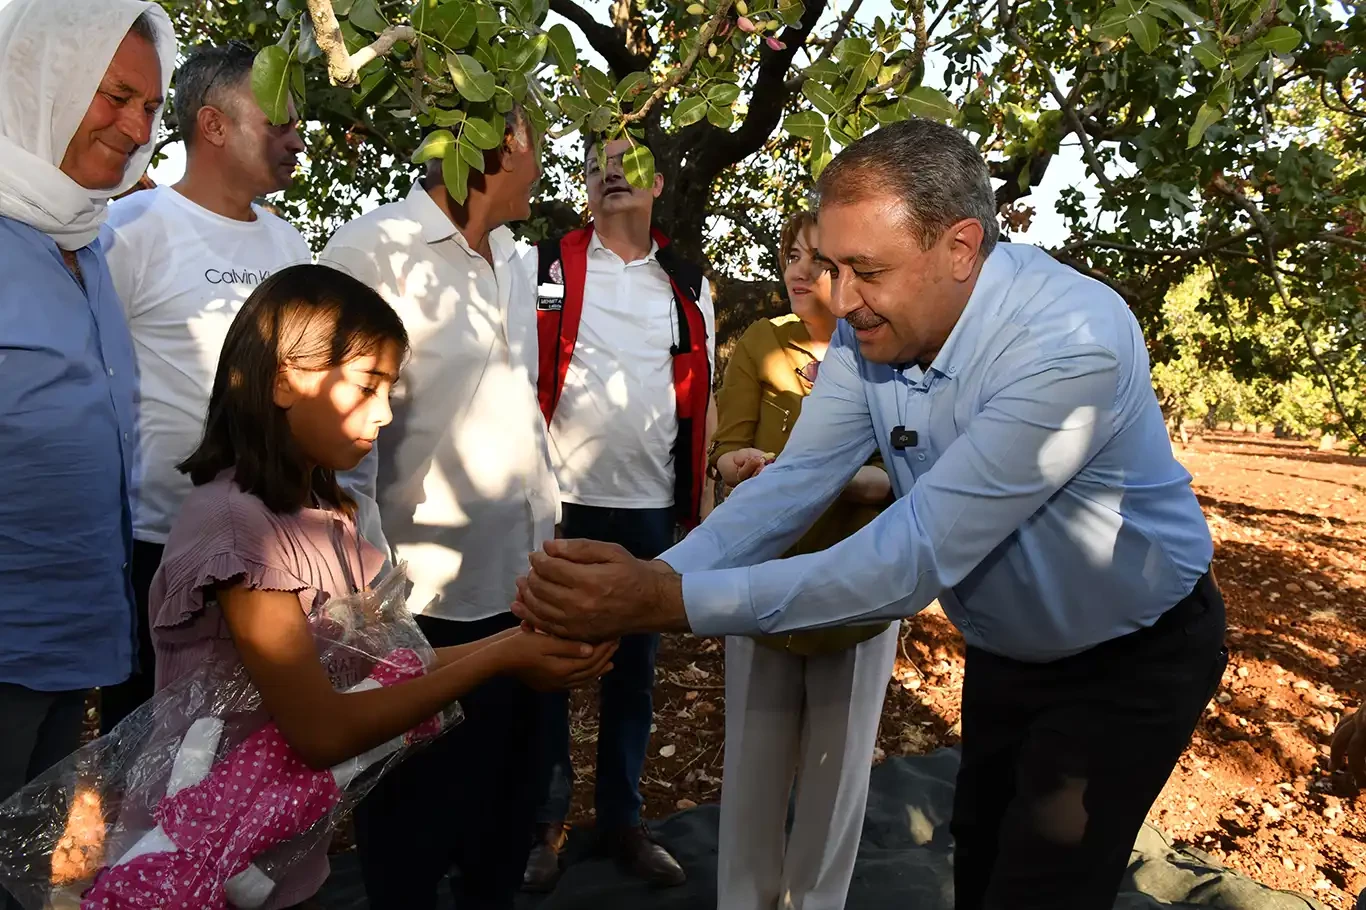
[0,564,460,910]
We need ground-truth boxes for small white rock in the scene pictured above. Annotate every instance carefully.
[659,744,677,758]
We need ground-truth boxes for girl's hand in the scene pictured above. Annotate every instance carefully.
[717,447,773,486]
[495,629,619,691]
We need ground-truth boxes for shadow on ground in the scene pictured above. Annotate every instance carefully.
[317,749,1327,909]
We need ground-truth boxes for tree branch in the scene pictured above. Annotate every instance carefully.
[549,0,649,78]
[816,0,865,66]
[1225,0,1279,48]
[1058,230,1255,260]
[304,0,413,87]
[1210,174,1276,247]
[1316,231,1366,254]
[621,0,736,124]
[927,0,965,39]
[1003,15,1116,194]
[1210,174,1365,448]
[715,207,782,276]
[1051,253,1141,303]
[691,0,830,171]
[991,150,1053,207]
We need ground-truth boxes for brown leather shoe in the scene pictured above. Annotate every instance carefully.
[602,823,686,887]
[522,822,568,893]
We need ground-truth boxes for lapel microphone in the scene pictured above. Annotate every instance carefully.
[890,426,918,450]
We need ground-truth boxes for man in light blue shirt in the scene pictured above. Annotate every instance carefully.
[514,119,1228,909]
[0,0,174,841]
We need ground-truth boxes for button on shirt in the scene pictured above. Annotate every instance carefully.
[322,184,558,622]
[0,216,137,689]
[525,235,716,509]
[663,243,1214,663]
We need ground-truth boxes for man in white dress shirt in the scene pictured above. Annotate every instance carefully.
[101,40,309,731]
[520,136,714,891]
[320,106,556,910]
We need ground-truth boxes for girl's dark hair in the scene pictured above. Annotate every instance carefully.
[179,263,409,515]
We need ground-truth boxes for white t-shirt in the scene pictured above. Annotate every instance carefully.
[322,184,559,623]
[103,187,313,543]
[526,233,715,509]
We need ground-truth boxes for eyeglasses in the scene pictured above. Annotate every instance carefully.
[796,359,820,384]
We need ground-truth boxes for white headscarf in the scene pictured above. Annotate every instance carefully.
[0,0,177,250]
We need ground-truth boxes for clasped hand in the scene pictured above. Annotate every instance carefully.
[512,538,689,642]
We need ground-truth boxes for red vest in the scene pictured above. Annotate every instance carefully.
[535,225,710,528]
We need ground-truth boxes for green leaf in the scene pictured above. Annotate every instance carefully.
[672,95,709,127]
[547,23,576,70]
[901,86,956,122]
[802,81,839,115]
[1255,25,1301,55]
[506,69,530,102]
[431,107,467,126]
[869,101,903,125]
[810,129,833,178]
[456,134,486,172]
[559,94,595,123]
[707,103,735,129]
[616,71,651,101]
[828,123,856,147]
[443,151,470,204]
[474,4,500,40]
[1230,49,1266,80]
[582,66,613,105]
[588,105,613,133]
[708,82,742,106]
[289,60,305,101]
[1092,0,1141,41]
[1192,38,1223,69]
[415,0,478,50]
[512,32,550,70]
[347,0,387,32]
[802,59,841,84]
[298,14,322,61]
[413,128,457,163]
[834,36,872,67]
[276,0,301,15]
[530,0,550,25]
[1148,0,1200,26]
[1127,12,1161,54]
[332,0,355,14]
[783,109,826,139]
[778,0,805,26]
[1186,100,1222,147]
[623,145,656,188]
[1017,160,1032,192]
[447,54,496,102]
[356,70,397,107]
[464,114,505,150]
[251,46,292,126]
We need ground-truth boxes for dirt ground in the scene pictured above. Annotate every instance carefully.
[558,432,1366,906]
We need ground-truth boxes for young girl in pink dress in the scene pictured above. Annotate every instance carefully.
[147,264,616,908]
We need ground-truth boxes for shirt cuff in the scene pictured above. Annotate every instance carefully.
[680,568,761,637]
[658,527,723,575]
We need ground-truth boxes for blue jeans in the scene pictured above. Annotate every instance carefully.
[533,504,676,829]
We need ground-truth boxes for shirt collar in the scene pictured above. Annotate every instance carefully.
[587,228,659,264]
[921,243,1016,380]
[405,181,515,264]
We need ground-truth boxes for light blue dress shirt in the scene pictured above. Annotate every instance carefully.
[0,216,137,690]
[662,243,1213,663]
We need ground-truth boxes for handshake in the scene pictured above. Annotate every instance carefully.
[512,539,690,645]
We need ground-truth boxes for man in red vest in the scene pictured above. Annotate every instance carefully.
[522,136,715,891]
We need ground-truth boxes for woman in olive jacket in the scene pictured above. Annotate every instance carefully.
[709,211,900,910]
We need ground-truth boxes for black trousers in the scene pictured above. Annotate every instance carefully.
[99,539,163,735]
[951,572,1228,910]
[354,610,538,910]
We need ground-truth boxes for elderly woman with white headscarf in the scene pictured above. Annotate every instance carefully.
[0,0,176,831]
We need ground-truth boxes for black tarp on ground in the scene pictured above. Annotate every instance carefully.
[317,748,1328,909]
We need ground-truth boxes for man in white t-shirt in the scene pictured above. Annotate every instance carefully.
[321,107,558,910]
[520,136,715,891]
[100,41,309,731]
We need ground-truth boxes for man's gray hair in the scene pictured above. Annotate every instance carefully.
[128,9,159,44]
[816,118,1000,256]
[174,41,259,147]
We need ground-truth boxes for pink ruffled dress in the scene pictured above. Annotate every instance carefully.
[148,472,387,909]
